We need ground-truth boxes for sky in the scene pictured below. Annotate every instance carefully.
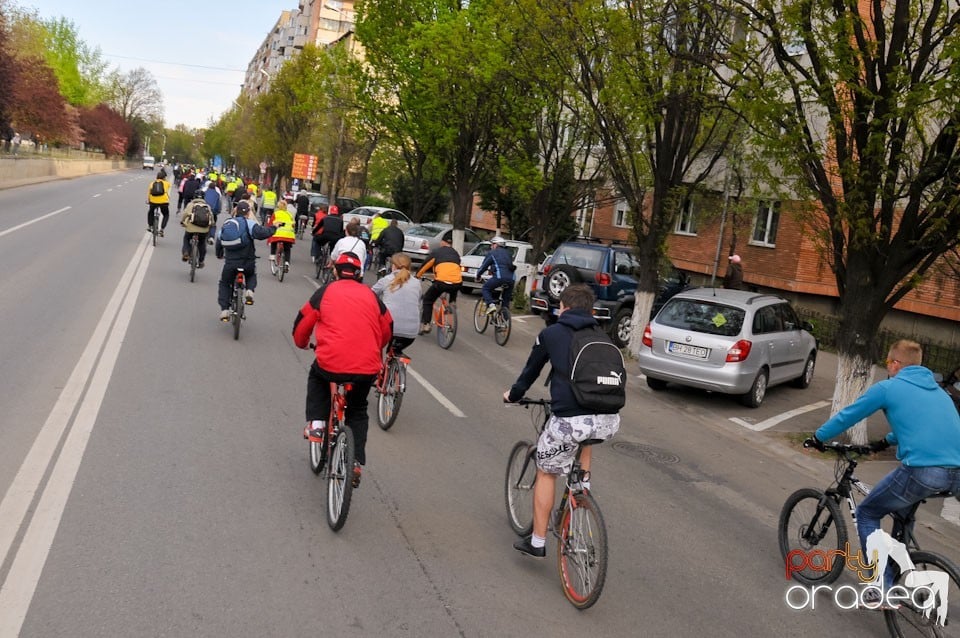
[22,0,294,129]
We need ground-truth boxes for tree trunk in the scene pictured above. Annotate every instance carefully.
[831,353,875,444]
[628,291,655,354]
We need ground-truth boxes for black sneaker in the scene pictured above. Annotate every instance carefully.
[513,536,546,558]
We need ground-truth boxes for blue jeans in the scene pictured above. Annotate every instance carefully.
[482,277,514,308]
[857,465,960,584]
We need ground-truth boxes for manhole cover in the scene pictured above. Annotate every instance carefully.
[611,442,680,464]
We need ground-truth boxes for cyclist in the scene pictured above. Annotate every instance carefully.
[292,251,393,488]
[179,191,213,268]
[372,253,421,355]
[146,170,171,236]
[312,204,344,265]
[503,284,621,558]
[415,233,462,335]
[368,211,390,270]
[215,200,276,322]
[266,199,296,271]
[331,220,367,276]
[809,339,960,591]
[203,179,222,245]
[376,219,404,275]
[476,235,515,315]
[295,191,311,235]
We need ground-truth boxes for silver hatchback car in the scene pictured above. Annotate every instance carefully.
[637,288,817,407]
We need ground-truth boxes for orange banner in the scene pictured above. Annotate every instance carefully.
[291,153,318,180]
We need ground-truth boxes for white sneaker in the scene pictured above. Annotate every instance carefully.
[486,303,498,315]
[219,309,230,322]
[244,290,254,305]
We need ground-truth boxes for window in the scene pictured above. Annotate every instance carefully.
[751,200,780,246]
[674,198,697,235]
[752,306,783,334]
[613,199,632,228]
[576,199,595,235]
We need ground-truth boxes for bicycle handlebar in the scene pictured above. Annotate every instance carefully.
[505,397,549,407]
[805,439,874,456]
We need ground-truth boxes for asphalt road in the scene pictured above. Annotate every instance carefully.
[1,171,958,637]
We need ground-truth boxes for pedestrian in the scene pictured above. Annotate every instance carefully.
[11,132,20,156]
[723,254,743,290]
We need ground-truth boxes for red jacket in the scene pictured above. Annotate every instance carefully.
[292,278,393,375]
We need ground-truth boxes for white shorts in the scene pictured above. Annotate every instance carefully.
[535,413,620,474]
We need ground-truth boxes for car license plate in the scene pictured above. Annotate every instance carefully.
[668,341,709,359]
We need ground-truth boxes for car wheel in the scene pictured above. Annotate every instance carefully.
[741,369,769,408]
[610,308,632,348]
[545,265,581,302]
[791,354,816,388]
[646,376,668,391]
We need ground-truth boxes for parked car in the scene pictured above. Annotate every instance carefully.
[342,206,413,232]
[142,155,155,170]
[637,288,817,407]
[529,241,640,347]
[299,193,361,215]
[402,223,482,267]
[460,239,535,292]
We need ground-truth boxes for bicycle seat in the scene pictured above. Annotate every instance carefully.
[580,438,605,446]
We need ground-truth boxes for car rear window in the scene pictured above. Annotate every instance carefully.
[552,246,604,270]
[409,225,446,237]
[657,299,745,337]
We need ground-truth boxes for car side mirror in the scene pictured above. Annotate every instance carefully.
[802,321,814,333]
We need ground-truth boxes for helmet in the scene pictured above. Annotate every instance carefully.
[491,236,506,245]
[334,251,362,279]
[328,205,340,215]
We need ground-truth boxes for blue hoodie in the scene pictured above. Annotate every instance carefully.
[508,309,599,417]
[816,365,960,467]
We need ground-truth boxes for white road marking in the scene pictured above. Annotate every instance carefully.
[407,368,466,418]
[92,193,101,198]
[729,400,831,431]
[0,233,153,637]
[0,207,71,239]
[941,498,960,526]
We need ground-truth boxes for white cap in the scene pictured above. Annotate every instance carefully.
[491,236,506,245]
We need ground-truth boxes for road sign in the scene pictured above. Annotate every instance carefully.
[291,153,318,181]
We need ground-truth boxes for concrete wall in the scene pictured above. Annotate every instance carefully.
[0,157,137,190]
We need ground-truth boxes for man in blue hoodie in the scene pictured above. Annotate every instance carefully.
[811,339,960,568]
[503,284,621,558]
[476,236,515,315]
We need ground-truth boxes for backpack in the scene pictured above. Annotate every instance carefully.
[219,217,250,248]
[150,180,165,197]
[568,325,626,413]
[189,202,212,228]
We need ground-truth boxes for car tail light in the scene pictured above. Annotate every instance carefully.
[595,272,611,286]
[726,340,752,362]
[642,323,653,348]
[542,264,552,275]
[420,240,429,250]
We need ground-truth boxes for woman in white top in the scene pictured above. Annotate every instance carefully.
[331,219,368,275]
[371,253,422,353]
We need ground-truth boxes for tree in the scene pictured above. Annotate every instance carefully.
[506,0,741,353]
[9,55,71,143]
[41,17,109,107]
[0,1,17,139]
[79,103,130,155]
[107,67,163,125]
[733,0,960,441]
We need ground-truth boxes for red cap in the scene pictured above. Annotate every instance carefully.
[328,204,339,215]
[334,251,362,273]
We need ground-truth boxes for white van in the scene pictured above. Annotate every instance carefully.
[142,155,155,170]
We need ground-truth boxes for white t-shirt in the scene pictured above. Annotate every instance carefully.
[331,236,367,274]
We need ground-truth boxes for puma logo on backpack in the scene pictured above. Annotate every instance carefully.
[150,180,165,197]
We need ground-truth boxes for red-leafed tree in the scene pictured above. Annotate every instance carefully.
[9,55,70,143]
[79,103,130,155]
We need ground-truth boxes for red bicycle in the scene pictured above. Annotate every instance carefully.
[375,345,410,431]
[307,381,356,531]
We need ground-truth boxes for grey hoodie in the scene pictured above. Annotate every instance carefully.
[372,271,422,339]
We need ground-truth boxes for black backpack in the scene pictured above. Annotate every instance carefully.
[150,180,165,196]
[568,325,626,413]
[190,202,212,228]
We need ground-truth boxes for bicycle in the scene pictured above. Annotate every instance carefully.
[375,343,410,431]
[306,380,356,531]
[779,442,960,635]
[433,292,458,349]
[269,244,287,283]
[296,214,309,239]
[230,267,247,341]
[504,398,608,610]
[473,284,512,346]
[150,206,162,246]
[315,243,332,284]
[188,234,200,282]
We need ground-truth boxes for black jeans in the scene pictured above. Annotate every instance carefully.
[181,232,208,263]
[147,202,170,229]
[421,281,460,324]
[305,362,376,465]
[218,258,256,310]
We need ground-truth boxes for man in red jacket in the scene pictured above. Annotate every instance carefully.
[293,251,393,487]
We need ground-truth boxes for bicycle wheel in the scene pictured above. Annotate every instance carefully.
[151,215,158,247]
[557,491,608,610]
[232,286,243,341]
[315,254,324,279]
[437,301,457,349]
[504,441,536,536]
[494,309,511,346]
[189,238,198,282]
[885,550,960,637]
[377,358,404,431]
[276,252,285,282]
[778,488,847,586]
[473,298,490,333]
[326,425,355,531]
[309,428,326,475]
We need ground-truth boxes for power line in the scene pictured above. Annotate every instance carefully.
[103,53,246,73]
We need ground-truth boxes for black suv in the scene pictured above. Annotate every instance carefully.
[530,241,640,347]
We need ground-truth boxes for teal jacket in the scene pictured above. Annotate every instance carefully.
[816,365,960,467]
